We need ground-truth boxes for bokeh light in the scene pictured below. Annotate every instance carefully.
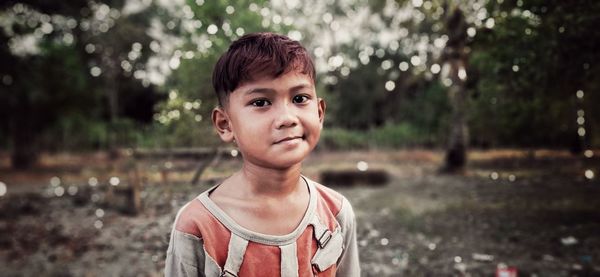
[109,177,120,186]
[0,181,7,197]
[357,161,369,171]
[585,169,594,180]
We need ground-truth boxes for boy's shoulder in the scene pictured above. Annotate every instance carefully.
[309,178,347,217]
[172,193,225,239]
[172,196,205,237]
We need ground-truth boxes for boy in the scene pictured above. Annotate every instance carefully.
[165,32,360,277]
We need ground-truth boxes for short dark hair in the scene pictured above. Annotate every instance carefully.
[212,32,315,106]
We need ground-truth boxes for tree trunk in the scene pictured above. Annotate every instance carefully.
[441,5,470,174]
[10,92,38,170]
[443,71,469,173]
[11,126,38,169]
[102,50,120,159]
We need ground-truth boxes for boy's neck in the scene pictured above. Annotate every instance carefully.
[239,162,304,197]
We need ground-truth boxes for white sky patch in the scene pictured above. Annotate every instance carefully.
[8,34,40,56]
[274,0,454,76]
[122,0,152,15]
[155,0,184,11]
[143,15,185,86]
[0,7,78,57]
[288,30,303,41]
[3,0,498,89]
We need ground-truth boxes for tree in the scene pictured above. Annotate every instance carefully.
[271,0,486,172]
[149,0,279,148]
[0,0,164,168]
[469,0,600,150]
[271,0,600,168]
[0,2,92,168]
[439,4,470,173]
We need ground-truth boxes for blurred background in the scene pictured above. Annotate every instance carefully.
[1,0,599,276]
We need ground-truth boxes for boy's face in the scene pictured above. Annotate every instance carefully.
[212,70,325,170]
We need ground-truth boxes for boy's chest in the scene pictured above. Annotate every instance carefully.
[218,198,309,235]
[201,202,344,277]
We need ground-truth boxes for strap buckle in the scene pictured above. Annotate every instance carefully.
[317,229,332,248]
[219,270,237,277]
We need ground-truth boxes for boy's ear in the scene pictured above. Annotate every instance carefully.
[212,107,235,142]
[318,98,326,128]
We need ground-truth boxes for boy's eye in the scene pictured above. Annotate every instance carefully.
[292,95,309,104]
[251,99,271,107]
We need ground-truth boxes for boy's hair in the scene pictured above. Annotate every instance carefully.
[212,32,315,106]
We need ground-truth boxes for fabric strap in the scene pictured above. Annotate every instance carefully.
[309,215,333,249]
[221,233,249,276]
[279,242,299,277]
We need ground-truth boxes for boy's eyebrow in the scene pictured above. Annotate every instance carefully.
[244,83,313,95]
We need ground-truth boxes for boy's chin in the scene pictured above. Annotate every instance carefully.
[247,155,307,170]
[268,157,306,169]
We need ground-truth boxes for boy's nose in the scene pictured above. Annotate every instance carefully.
[275,104,299,129]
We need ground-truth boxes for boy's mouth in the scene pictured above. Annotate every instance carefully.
[274,135,305,144]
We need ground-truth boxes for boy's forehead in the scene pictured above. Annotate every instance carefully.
[235,71,315,93]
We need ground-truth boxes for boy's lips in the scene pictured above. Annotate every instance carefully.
[274,135,304,144]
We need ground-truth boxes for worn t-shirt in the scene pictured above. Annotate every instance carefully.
[165,176,360,277]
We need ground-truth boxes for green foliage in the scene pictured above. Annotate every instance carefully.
[396,82,451,146]
[2,0,600,161]
[148,89,220,148]
[42,115,108,150]
[151,0,279,147]
[326,57,389,129]
[469,0,600,147]
[0,1,169,168]
[320,128,368,150]
[370,123,429,148]
[324,50,451,147]
[320,123,432,150]
[0,41,94,139]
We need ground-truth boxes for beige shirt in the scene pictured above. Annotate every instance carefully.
[165,177,360,276]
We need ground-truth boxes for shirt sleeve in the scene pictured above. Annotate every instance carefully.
[335,197,361,277]
[165,229,206,277]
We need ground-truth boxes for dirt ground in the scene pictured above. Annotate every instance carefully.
[0,149,599,276]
